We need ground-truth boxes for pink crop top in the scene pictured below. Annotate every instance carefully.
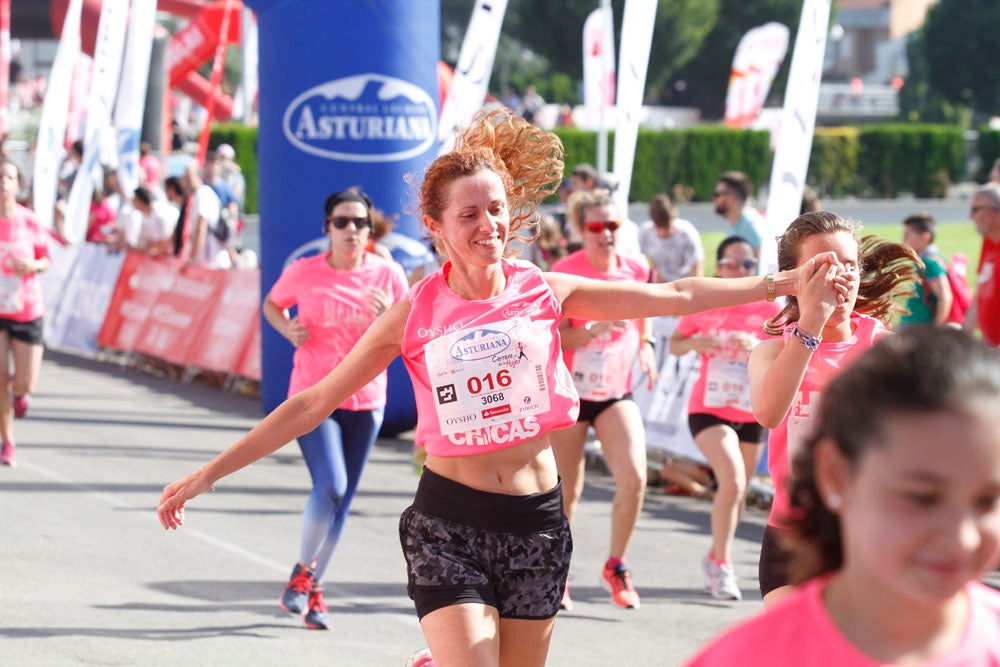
[401,258,580,456]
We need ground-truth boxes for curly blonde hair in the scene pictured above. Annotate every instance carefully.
[417,109,564,257]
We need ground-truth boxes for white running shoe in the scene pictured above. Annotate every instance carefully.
[705,558,742,601]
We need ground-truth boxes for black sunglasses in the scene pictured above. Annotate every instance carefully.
[717,258,758,270]
[329,215,372,230]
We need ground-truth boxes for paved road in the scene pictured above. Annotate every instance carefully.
[2,351,769,666]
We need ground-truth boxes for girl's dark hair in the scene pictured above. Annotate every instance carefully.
[763,211,919,336]
[715,236,753,262]
[786,327,1000,583]
[415,108,563,258]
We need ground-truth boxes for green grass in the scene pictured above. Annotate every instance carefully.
[701,221,980,289]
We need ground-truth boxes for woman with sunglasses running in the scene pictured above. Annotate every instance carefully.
[669,237,781,601]
[548,189,658,611]
[262,188,409,629]
[160,110,841,666]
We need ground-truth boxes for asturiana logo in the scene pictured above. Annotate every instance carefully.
[283,73,437,163]
[450,330,511,362]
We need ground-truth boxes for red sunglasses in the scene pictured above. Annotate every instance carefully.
[584,220,621,234]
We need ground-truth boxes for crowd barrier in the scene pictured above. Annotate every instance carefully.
[41,245,261,383]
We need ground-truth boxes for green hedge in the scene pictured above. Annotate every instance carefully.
[208,123,259,214]
[808,127,860,198]
[217,122,969,212]
[555,126,771,203]
[857,124,964,198]
[977,127,1000,182]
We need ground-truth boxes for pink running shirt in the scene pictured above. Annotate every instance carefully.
[269,252,408,408]
[677,301,782,421]
[686,575,1000,666]
[0,205,51,322]
[549,250,651,400]
[402,259,580,457]
[767,312,885,527]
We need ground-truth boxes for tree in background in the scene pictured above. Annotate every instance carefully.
[897,28,969,126]
[658,0,800,119]
[922,0,1000,120]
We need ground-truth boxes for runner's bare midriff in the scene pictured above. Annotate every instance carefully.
[424,434,557,495]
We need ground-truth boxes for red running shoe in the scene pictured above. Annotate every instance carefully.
[0,441,15,467]
[12,394,28,419]
[304,586,330,630]
[601,564,640,609]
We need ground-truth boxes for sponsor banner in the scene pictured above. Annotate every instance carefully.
[724,23,790,129]
[632,316,703,463]
[32,0,83,230]
[234,315,261,381]
[251,0,439,413]
[437,0,509,153]
[114,0,157,198]
[238,6,258,123]
[132,266,225,366]
[612,0,657,214]
[581,5,615,131]
[45,244,126,355]
[39,240,79,344]
[0,0,9,136]
[761,0,831,273]
[95,252,178,352]
[187,268,260,373]
[63,1,129,245]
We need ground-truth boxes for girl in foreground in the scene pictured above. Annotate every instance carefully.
[158,110,840,667]
[688,326,1000,665]
[748,211,917,606]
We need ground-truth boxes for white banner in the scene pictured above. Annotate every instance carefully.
[437,0,509,154]
[761,0,831,274]
[44,244,125,355]
[238,6,259,124]
[0,0,10,136]
[582,6,616,132]
[32,0,84,230]
[612,0,656,216]
[724,22,790,129]
[63,0,129,245]
[114,0,156,199]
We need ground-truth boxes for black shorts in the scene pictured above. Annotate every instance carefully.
[688,413,765,444]
[758,524,794,597]
[399,467,572,621]
[0,316,44,345]
[577,393,634,424]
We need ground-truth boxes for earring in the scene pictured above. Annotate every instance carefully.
[826,494,842,511]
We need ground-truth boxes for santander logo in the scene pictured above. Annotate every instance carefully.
[283,73,437,163]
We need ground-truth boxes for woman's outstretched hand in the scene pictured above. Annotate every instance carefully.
[158,468,214,530]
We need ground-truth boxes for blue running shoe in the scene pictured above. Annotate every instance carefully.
[280,563,314,615]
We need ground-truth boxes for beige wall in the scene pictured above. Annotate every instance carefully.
[890,0,940,39]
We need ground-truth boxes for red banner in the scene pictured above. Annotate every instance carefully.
[97,253,180,351]
[234,314,261,381]
[186,268,259,373]
[132,265,226,366]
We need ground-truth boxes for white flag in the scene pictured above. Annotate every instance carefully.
[612,0,656,215]
[32,0,83,230]
[582,6,615,131]
[438,0,509,154]
[761,0,831,273]
[724,23,790,129]
[63,0,130,245]
[114,0,157,199]
[239,6,259,124]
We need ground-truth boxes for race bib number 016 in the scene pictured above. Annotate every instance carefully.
[424,318,554,437]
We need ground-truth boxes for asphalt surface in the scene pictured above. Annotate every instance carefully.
[1,350,770,667]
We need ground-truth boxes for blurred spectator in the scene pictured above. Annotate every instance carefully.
[800,186,821,214]
[964,183,1000,346]
[639,193,705,283]
[214,143,246,208]
[58,140,84,200]
[164,176,187,257]
[86,186,117,244]
[899,213,952,327]
[522,85,545,124]
[557,104,575,127]
[180,164,231,269]
[713,171,764,258]
[129,186,179,256]
[990,158,1000,185]
[139,142,163,190]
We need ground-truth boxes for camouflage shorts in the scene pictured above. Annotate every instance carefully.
[399,469,572,620]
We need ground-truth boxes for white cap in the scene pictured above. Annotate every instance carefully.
[215,143,236,160]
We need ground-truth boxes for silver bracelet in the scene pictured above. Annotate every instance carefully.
[790,323,822,352]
